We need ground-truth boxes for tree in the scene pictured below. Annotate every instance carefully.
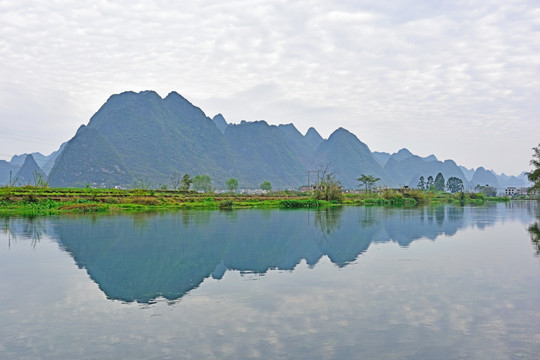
[527,143,540,194]
[225,178,239,192]
[426,176,434,190]
[446,177,464,193]
[357,174,380,193]
[260,181,272,191]
[192,175,212,193]
[475,184,497,197]
[434,172,445,192]
[314,163,343,202]
[180,174,192,191]
[170,172,182,190]
[417,176,426,190]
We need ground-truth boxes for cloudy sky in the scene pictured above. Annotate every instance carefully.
[0,0,538,175]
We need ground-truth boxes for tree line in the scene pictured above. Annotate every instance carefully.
[416,173,464,193]
[163,142,540,197]
[168,172,272,193]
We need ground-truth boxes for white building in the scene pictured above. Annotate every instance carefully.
[504,187,529,196]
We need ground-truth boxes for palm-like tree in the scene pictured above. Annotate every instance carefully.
[527,144,540,194]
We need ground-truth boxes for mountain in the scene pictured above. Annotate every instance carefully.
[41,142,67,175]
[314,128,391,188]
[48,126,132,187]
[14,154,47,185]
[277,123,319,168]
[212,113,228,134]
[50,91,235,188]
[470,167,499,188]
[10,142,67,176]
[304,127,323,150]
[517,172,532,186]
[225,121,305,188]
[10,152,48,168]
[372,151,391,167]
[0,160,18,185]
[423,154,438,162]
[41,90,528,190]
[392,148,414,162]
[48,91,308,189]
[459,166,475,182]
[384,152,467,188]
[496,173,528,187]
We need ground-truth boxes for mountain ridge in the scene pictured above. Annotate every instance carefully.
[2,90,530,190]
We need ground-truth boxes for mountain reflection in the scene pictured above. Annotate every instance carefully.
[1,202,536,303]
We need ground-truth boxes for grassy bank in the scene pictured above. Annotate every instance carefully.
[0,186,335,216]
[0,186,511,216]
[343,189,510,207]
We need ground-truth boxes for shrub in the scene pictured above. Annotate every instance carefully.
[59,203,108,213]
[279,199,322,208]
[130,197,161,205]
[218,200,233,209]
[24,193,38,203]
[402,189,427,204]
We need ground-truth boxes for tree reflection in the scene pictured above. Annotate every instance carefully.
[314,207,343,236]
[529,221,540,256]
[2,216,45,248]
[527,201,540,256]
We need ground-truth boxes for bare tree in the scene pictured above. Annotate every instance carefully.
[170,172,182,190]
[314,163,343,202]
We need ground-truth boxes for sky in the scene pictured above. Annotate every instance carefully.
[0,0,539,175]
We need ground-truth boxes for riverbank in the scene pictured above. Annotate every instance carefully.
[0,186,511,216]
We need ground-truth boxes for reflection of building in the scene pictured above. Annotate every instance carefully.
[505,187,529,196]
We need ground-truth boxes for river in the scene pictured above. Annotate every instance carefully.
[1,202,539,359]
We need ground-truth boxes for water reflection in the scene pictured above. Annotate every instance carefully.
[527,201,540,256]
[1,202,537,303]
[1,216,48,248]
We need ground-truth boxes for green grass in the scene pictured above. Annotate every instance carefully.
[0,186,515,216]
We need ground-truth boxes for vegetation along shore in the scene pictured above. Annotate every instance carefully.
[0,185,513,217]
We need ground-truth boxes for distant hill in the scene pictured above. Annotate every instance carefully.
[384,151,467,188]
[0,160,18,185]
[392,148,414,162]
[14,154,47,185]
[10,152,49,168]
[10,142,67,176]
[470,167,499,188]
[372,151,391,167]
[304,127,323,150]
[277,123,319,169]
[423,154,438,162]
[314,128,392,188]
[212,114,228,134]
[41,143,67,175]
[459,166,475,182]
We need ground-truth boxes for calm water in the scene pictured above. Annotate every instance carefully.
[1,202,539,359]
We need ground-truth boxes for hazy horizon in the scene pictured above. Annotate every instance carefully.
[1,1,538,176]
